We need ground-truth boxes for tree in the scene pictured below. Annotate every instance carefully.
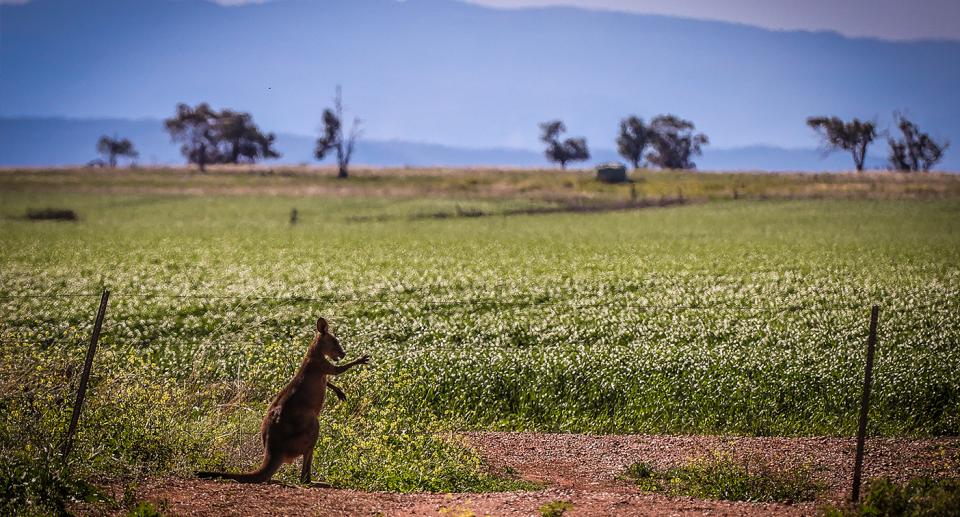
[806,116,877,172]
[215,110,281,164]
[164,103,220,172]
[95,135,138,167]
[539,120,590,170]
[887,111,950,172]
[315,85,363,178]
[616,115,652,170]
[164,103,280,171]
[646,114,708,170]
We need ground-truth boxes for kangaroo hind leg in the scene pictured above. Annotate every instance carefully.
[300,449,312,484]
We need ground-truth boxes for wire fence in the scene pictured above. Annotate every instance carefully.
[4,287,958,499]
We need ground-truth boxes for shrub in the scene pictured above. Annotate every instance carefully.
[25,208,77,221]
[539,501,573,517]
[625,449,824,503]
[822,477,960,517]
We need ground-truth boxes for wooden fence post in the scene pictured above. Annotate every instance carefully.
[61,290,110,463]
[851,305,879,501]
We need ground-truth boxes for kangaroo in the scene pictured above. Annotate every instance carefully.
[197,317,369,484]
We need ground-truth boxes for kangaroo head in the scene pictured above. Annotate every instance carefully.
[313,317,345,361]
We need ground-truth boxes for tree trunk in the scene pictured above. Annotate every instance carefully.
[854,146,865,171]
[336,143,348,178]
[198,142,207,173]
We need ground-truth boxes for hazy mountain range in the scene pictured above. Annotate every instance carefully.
[1,0,957,170]
[0,117,888,171]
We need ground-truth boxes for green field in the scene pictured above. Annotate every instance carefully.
[1,182,959,507]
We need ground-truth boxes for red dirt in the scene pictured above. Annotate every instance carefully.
[78,432,958,517]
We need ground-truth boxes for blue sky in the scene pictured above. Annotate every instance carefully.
[2,0,958,166]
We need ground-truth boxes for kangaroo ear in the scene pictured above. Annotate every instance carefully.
[317,317,328,335]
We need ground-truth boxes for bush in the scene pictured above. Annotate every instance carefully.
[625,449,824,503]
[539,501,573,517]
[823,477,960,517]
[0,456,105,517]
[25,208,77,221]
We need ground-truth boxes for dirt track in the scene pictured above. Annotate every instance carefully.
[82,432,958,517]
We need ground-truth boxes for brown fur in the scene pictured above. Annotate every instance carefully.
[197,317,369,484]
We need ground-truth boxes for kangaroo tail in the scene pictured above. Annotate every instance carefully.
[196,453,284,484]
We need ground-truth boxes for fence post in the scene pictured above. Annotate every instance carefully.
[61,290,110,463]
[851,305,879,501]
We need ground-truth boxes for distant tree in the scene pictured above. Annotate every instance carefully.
[887,111,950,172]
[646,114,708,170]
[616,115,652,170]
[164,103,220,172]
[315,85,363,178]
[215,110,281,164]
[539,120,590,170]
[164,104,280,171]
[806,116,877,172]
[95,135,138,167]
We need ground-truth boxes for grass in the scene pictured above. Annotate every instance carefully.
[625,450,825,503]
[1,193,957,436]
[1,168,958,512]
[539,501,573,517]
[2,165,960,203]
[822,477,960,516]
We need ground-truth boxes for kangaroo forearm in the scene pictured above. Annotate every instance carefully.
[334,362,358,375]
[335,355,369,374]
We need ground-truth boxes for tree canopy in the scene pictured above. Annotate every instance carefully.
[646,115,708,170]
[806,116,877,172]
[164,103,280,171]
[539,120,590,170]
[216,110,281,164]
[616,115,653,170]
[887,111,950,172]
[95,135,138,167]
[164,103,219,171]
[315,85,363,178]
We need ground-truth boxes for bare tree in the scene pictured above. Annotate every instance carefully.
[646,115,708,170]
[806,116,878,172]
[164,103,220,172]
[616,115,652,170]
[95,135,138,167]
[887,111,950,172]
[539,120,590,170]
[315,85,363,178]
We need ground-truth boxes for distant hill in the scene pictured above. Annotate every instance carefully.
[1,117,898,171]
[1,0,957,170]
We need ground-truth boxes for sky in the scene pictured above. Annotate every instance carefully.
[3,0,944,41]
[1,0,958,168]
